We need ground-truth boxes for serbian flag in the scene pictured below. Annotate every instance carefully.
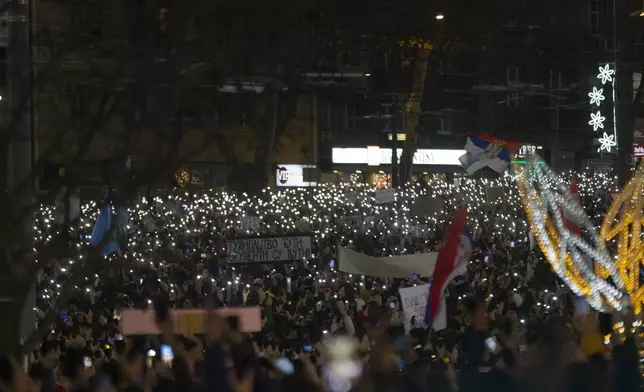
[458,135,521,175]
[449,228,473,283]
[425,204,468,328]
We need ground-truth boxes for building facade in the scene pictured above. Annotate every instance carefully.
[10,0,644,192]
[316,0,644,184]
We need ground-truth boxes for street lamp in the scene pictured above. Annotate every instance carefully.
[435,13,445,20]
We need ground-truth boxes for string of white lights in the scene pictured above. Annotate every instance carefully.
[515,155,624,312]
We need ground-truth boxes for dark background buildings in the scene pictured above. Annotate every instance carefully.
[2,0,644,192]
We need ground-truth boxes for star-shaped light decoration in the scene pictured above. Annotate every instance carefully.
[589,111,606,131]
[598,132,617,153]
[588,87,605,106]
[597,64,615,85]
[514,154,624,312]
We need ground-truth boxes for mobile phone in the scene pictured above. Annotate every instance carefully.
[519,345,526,353]
[412,273,419,279]
[303,344,313,352]
[83,356,92,368]
[396,359,405,373]
[201,253,207,259]
[389,301,396,309]
[160,344,173,366]
[274,357,294,375]
[485,337,498,353]
[329,260,335,267]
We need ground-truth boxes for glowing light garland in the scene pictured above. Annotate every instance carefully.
[589,63,618,153]
[599,161,644,313]
[514,155,624,312]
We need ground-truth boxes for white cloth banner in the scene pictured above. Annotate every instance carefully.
[338,247,437,278]
[399,284,447,333]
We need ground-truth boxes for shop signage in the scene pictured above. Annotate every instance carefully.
[276,164,317,187]
[332,147,465,166]
[634,145,644,157]
[517,145,542,157]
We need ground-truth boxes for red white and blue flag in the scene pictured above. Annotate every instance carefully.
[425,204,469,329]
[459,135,520,174]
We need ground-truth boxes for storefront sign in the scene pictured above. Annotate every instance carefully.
[517,145,542,157]
[276,164,317,187]
[332,147,464,166]
[367,146,381,166]
[634,145,644,157]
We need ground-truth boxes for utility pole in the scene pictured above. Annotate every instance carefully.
[613,0,634,186]
[387,102,399,188]
[549,69,562,171]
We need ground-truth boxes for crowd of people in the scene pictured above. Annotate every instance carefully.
[1,172,640,392]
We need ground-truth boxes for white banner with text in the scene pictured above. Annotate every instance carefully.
[227,235,312,263]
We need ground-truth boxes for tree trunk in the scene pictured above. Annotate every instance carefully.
[0,0,35,355]
[400,49,430,184]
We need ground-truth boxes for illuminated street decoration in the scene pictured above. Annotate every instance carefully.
[599,161,644,313]
[589,111,606,131]
[514,155,624,312]
[588,87,605,106]
[589,64,617,153]
[598,132,617,153]
[597,64,615,84]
